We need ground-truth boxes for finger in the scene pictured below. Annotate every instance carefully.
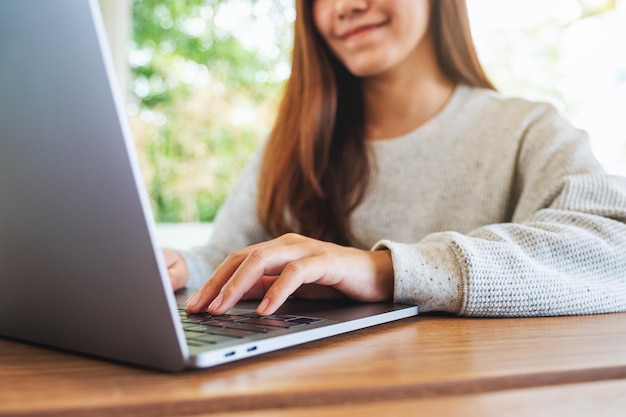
[185,250,249,313]
[162,249,188,290]
[187,236,303,310]
[187,235,319,314]
[207,243,318,315]
[186,240,294,313]
[239,275,280,300]
[256,256,330,315]
[169,267,186,291]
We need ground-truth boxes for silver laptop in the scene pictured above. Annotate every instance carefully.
[0,0,418,372]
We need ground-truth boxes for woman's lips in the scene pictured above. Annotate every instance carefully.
[340,20,389,41]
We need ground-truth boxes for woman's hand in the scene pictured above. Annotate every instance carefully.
[185,233,395,316]
[162,248,189,291]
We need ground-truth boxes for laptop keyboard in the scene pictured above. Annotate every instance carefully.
[178,308,326,348]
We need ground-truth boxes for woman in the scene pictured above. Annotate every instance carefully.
[165,0,626,317]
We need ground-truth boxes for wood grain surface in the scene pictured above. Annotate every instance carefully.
[2,312,626,416]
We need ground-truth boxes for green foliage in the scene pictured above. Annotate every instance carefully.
[130,0,293,222]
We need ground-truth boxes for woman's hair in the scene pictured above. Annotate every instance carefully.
[257,0,494,245]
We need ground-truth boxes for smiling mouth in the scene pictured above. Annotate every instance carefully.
[340,20,389,41]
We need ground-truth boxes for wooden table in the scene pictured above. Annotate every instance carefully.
[198,379,626,417]
[2,312,626,416]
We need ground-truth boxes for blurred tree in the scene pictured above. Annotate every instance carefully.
[130,0,293,222]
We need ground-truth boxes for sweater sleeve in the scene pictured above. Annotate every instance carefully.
[376,105,626,316]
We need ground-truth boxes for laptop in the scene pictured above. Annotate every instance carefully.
[0,0,418,372]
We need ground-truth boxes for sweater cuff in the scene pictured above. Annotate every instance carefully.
[178,248,213,290]
[373,238,463,313]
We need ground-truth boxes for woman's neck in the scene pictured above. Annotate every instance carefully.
[362,42,455,141]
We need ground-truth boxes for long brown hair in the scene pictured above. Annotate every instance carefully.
[257,0,494,245]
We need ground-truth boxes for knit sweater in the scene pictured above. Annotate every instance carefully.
[183,84,626,317]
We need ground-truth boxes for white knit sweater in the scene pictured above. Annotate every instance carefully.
[183,85,626,317]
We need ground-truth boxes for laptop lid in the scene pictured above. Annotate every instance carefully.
[0,0,188,371]
[0,0,418,372]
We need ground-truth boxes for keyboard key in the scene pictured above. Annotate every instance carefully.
[181,316,214,324]
[204,327,256,338]
[209,315,250,322]
[184,324,210,333]
[285,317,325,325]
[206,320,278,333]
[242,318,298,328]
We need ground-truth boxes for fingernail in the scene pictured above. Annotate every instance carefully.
[208,293,224,312]
[186,292,201,308]
[257,298,270,315]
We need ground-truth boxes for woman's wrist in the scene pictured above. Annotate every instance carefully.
[369,249,395,301]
